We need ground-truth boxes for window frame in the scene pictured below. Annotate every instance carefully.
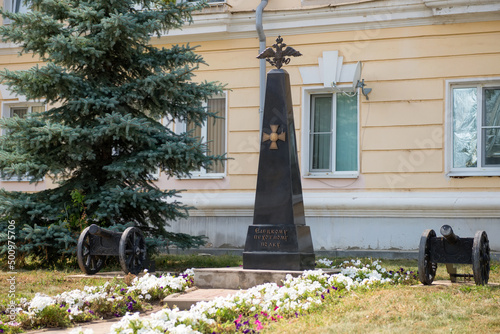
[176,0,226,4]
[1,101,45,182]
[302,86,360,178]
[446,78,500,177]
[175,92,227,179]
[3,0,29,24]
[1,101,44,134]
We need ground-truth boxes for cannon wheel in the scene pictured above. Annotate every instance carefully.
[119,227,147,275]
[77,226,105,275]
[418,229,437,285]
[472,230,490,285]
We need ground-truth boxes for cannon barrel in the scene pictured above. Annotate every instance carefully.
[88,224,119,238]
[440,224,459,244]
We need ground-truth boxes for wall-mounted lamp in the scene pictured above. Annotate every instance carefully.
[356,79,372,100]
[329,61,372,100]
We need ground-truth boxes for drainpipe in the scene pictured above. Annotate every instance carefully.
[256,0,268,133]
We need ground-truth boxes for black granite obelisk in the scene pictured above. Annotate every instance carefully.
[243,37,315,270]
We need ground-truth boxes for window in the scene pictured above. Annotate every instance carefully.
[3,0,29,24]
[177,94,226,178]
[2,103,44,135]
[304,90,359,177]
[1,103,45,181]
[448,80,500,176]
[4,0,28,13]
[10,106,29,118]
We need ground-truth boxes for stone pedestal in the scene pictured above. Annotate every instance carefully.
[243,69,315,270]
[194,267,339,289]
[243,225,314,270]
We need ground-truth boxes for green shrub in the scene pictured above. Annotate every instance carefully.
[0,190,207,270]
[0,221,77,268]
[20,305,71,329]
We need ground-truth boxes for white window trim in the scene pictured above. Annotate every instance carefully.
[446,77,500,177]
[1,101,44,134]
[147,169,160,180]
[176,0,226,4]
[176,92,227,180]
[1,101,45,182]
[302,85,360,179]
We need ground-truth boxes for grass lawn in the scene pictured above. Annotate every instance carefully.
[262,284,500,333]
[1,255,499,333]
[263,259,500,334]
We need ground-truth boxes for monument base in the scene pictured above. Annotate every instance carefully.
[242,251,315,270]
[243,224,315,270]
[194,267,338,289]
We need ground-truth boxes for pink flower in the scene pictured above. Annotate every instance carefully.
[255,319,263,331]
[235,314,243,324]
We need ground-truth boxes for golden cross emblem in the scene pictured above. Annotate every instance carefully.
[262,124,286,150]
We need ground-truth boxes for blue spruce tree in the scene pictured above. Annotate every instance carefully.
[0,0,223,252]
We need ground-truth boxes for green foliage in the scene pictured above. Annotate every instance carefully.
[0,0,223,242]
[0,320,23,334]
[0,220,77,268]
[21,305,71,329]
[154,254,242,272]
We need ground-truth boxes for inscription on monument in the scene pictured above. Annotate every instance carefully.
[253,227,289,248]
[245,225,300,252]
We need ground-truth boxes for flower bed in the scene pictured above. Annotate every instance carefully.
[0,270,194,333]
[1,260,417,334]
[109,259,417,334]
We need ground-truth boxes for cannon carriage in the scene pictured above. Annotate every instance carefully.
[77,224,147,275]
[418,225,490,286]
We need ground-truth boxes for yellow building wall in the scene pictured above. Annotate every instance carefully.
[2,16,500,194]
[162,20,500,193]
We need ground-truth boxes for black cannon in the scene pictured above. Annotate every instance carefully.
[418,225,490,285]
[77,224,147,275]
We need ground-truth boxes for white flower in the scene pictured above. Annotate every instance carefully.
[28,294,55,313]
[69,327,94,334]
[316,258,333,267]
[168,324,202,334]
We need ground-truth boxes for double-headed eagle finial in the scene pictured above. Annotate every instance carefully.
[257,36,302,69]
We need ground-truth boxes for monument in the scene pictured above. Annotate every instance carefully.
[243,36,315,270]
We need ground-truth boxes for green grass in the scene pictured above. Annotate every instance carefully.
[153,253,242,272]
[1,255,499,333]
[262,284,500,333]
[263,258,500,334]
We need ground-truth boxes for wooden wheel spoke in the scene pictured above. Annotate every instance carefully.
[85,255,91,267]
[127,254,134,267]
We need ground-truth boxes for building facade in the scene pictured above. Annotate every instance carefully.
[1,0,500,252]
